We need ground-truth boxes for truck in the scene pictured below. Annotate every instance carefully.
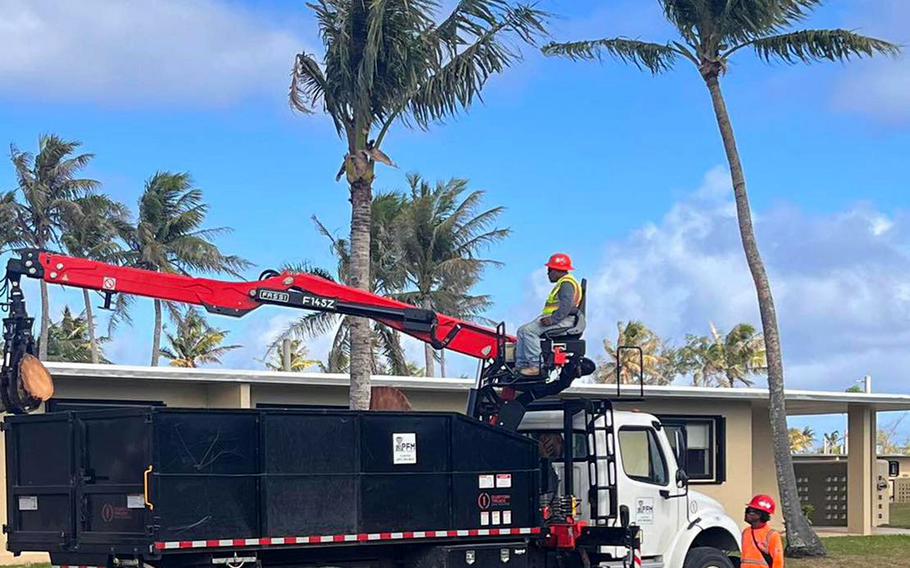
[1,249,742,568]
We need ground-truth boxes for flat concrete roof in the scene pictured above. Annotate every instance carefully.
[44,362,910,415]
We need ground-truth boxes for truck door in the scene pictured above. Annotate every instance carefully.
[616,426,680,558]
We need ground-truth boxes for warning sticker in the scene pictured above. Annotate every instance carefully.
[478,474,495,489]
[127,494,145,509]
[492,511,501,525]
[495,474,512,488]
[480,512,490,526]
[18,496,37,511]
[503,510,512,525]
[393,433,417,464]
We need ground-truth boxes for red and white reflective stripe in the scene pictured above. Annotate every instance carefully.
[633,549,643,567]
[155,527,541,551]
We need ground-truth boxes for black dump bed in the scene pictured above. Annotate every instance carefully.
[4,408,540,557]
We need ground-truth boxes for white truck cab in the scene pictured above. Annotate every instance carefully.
[520,405,742,568]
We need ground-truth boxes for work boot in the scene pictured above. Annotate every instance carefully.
[518,367,540,377]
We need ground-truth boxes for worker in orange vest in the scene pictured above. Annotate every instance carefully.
[741,495,784,567]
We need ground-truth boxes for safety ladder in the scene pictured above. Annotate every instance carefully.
[584,399,618,525]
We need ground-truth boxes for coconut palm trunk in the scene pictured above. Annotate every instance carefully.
[704,74,821,552]
[423,344,435,378]
[82,289,99,364]
[39,280,50,360]
[348,172,374,410]
[151,299,163,367]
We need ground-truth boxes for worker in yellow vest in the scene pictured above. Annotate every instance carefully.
[515,253,584,376]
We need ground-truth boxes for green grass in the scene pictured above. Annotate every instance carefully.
[789,536,910,568]
[887,502,910,528]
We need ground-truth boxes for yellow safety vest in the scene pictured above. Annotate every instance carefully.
[542,275,582,316]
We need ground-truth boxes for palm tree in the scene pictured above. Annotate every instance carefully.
[120,172,249,366]
[543,2,898,555]
[60,194,131,364]
[395,175,509,377]
[598,321,675,385]
[0,191,19,253]
[678,323,766,387]
[789,427,815,454]
[263,339,320,372]
[9,135,99,359]
[823,431,843,455]
[159,308,240,368]
[289,0,547,410]
[271,194,410,375]
[46,306,110,363]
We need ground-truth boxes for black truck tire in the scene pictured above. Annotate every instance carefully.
[683,547,735,568]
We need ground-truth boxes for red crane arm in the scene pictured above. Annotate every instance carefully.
[13,251,514,361]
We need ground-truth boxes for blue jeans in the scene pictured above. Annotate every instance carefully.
[515,316,575,369]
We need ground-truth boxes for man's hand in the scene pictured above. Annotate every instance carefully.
[540,316,554,326]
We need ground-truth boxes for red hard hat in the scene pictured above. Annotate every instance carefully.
[747,495,776,515]
[546,253,574,271]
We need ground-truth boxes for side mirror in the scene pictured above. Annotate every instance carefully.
[619,505,630,528]
[676,468,689,489]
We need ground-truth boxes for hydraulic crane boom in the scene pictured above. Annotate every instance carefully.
[2,249,594,423]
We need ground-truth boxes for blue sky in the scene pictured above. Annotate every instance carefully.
[1,1,908,446]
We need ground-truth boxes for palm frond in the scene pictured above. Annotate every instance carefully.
[407,5,548,128]
[741,29,900,64]
[543,38,679,74]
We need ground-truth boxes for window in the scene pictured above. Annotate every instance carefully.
[525,431,587,461]
[618,427,668,486]
[660,416,726,484]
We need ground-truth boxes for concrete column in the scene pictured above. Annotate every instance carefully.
[206,383,252,409]
[847,404,875,535]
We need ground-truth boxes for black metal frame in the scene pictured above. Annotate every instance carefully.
[1,253,44,414]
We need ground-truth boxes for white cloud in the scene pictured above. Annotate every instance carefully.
[0,0,304,107]
[549,167,910,393]
[832,0,910,124]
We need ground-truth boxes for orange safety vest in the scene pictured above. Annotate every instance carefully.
[741,525,784,568]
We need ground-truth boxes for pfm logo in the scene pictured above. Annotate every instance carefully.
[394,436,416,452]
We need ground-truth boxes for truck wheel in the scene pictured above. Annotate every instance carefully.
[683,547,734,568]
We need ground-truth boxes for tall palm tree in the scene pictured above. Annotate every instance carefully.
[9,135,99,359]
[598,321,675,385]
[159,308,240,368]
[289,0,547,410]
[271,194,410,375]
[395,175,509,377]
[120,172,249,366]
[789,427,815,454]
[543,2,898,555]
[46,306,110,363]
[60,194,131,364]
[678,323,766,387]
